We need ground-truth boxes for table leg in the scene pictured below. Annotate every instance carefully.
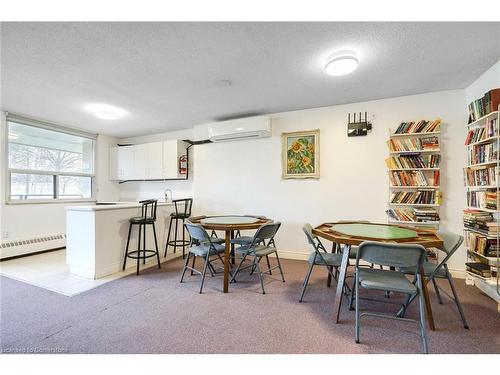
[333,244,350,323]
[419,267,435,331]
[223,230,231,293]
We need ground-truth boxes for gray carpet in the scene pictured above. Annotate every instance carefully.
[1,257,499,354]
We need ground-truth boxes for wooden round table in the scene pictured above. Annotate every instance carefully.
[313,221,443,330]
[188,215,272,293]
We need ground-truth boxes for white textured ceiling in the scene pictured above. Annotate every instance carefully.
[2,22,500,138]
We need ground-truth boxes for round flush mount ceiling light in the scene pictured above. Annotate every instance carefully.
[324,52,359,77]
[85,103,128,120]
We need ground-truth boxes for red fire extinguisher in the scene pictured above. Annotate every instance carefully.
[179,155,187,175]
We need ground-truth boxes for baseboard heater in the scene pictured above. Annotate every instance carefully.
[0,234,66,260]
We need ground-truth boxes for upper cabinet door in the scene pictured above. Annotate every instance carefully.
[118,146,135,180]
[133,143,149,180]
[162,140,179,179]
[147,142,164,179]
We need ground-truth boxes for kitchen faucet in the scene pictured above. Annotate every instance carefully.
[164,188,172,202]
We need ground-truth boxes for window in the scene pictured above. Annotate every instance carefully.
[7,116,96,202]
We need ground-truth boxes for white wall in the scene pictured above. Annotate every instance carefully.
[192,90,469,273]
[465,59,500,104]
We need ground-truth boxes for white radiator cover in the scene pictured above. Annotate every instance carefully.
[0,234,66,259]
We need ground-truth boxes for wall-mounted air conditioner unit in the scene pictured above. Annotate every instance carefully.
[207,116,271,142]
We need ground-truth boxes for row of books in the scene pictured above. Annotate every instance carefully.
[464,118,498,145]
[389,170,439,187]
[386,207,439,223]
[467,88,500,123]
[463,209,499,236]
[387,136,439,152]
[393,119,441,134]
[466,190,499,210]
[463,166,499,186]
[464,230,499,257]
[390,190,440,205]
[385,154,440,169]
[468,142,498,165]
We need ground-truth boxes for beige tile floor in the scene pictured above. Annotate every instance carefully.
[0,250,175,296]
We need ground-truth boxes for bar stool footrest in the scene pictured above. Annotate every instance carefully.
[168,240,190,246]
[126,250,159,260]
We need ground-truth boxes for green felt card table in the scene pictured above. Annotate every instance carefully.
[188,215,272,293]
[313,221,443,330]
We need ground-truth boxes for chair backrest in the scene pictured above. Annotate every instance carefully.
[139,199,157,220]
[250,222,281,247]
[173,198,193,217]
[357,241,426,269]
[302,223,317,246]
[184,222,210,243]
[431,231,464,275]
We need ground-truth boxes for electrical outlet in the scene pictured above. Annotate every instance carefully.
[2,231,9,239]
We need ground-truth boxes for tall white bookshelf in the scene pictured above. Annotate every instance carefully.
[386,120,442,229]
[463,107,500,312]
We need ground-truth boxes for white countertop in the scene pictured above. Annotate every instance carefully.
[65,201,175,211]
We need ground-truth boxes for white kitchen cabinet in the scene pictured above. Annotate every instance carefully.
[162,140,188,179]
[109,141,188,181]
[109,146,135,180]
[134,142,163,179]
[118,146,135,180]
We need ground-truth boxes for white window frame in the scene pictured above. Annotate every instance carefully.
[5,113,98,204]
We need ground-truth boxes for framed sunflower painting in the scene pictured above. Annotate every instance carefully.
[281,129,320,179]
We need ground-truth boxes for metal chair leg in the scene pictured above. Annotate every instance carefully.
[142,223,147,265]
[152,223,161,269]
[299,262,314,302]
[416,276,429,354]
[265,255,272,275]
[164,217,173,257]
[355,271,360,344]
[136,223,142,276]
[230,253,248,283]
[254,257,266,294]
[190,253,196,275]
[432,278,443,304]
[123,223,132,271]
[349,276,356,310]
[180,252,191,283]
[199,253,210,294]
[182,218,186,259]
[446,270,469,329]
[275,252,285,282]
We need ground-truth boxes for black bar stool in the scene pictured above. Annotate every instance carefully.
[164,198,193,259]
[123,199,161,275]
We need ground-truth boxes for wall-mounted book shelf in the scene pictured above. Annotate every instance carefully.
[386,119,442,229]
[464,102,500,310]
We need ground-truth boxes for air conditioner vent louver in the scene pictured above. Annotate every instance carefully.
[207,115,271,143]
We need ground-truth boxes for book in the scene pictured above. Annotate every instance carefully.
[393,119,441,134]
[466,262,492,278]
[387,137,439,152]
[468,88,500,123]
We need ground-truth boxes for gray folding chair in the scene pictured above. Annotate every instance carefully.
[300,224,343,302]
[354,241,428,353]
[180,223,227,294]
[398,231,469,328]
[230,222,285,294]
